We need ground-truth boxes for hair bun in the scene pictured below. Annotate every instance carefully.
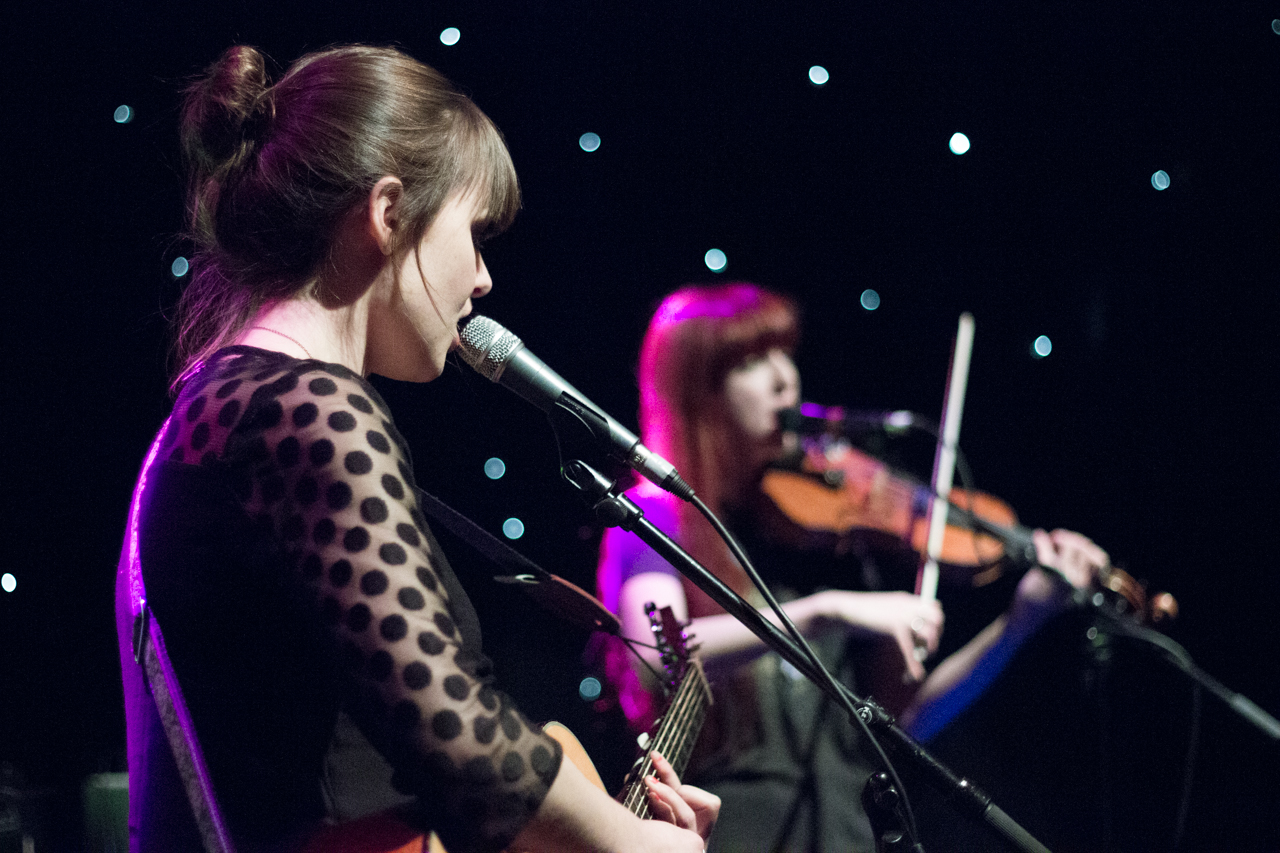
[182,45,273,172]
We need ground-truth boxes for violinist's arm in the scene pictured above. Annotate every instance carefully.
[618,572,943,681]
[900,529,1106,741]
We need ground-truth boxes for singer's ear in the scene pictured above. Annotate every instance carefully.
[367,176,404,256]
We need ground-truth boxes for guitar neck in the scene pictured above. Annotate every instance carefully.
[618,658,711,818]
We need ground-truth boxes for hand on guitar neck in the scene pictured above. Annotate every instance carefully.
[306,607,719,853]
[466,604,719,853]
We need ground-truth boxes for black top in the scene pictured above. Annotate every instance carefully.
[600,488,920,852]
[115,347,562,853]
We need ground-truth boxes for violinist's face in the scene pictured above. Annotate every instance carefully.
[723,348,800,460]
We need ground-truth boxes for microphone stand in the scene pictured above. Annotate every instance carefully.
[560,457,1053,853]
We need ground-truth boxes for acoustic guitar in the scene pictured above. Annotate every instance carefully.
[303,605,711,853]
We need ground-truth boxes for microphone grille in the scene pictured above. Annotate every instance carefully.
[458,315,523,381]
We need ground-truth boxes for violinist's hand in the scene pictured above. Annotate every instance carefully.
[810,590,944,682]
[1016,528,1109,616]
[643,751,720,844]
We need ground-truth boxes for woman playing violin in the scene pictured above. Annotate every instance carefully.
[596,282,1109,852]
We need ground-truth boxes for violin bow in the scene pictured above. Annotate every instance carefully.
[914,313,976,659]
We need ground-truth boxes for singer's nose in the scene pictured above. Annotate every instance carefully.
[767,349,800,404]
[474,252,493,298]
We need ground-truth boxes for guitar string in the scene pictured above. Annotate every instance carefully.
[655,675,697,766]
[623,618,713,817]
[625,653,691,813]
[663,662,708,766]
[667,662,709,769]
[661,664,709,779]
[624,673,700,814]
[627,662,711,815]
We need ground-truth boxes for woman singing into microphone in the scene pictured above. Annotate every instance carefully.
[597,282,1106,852]
[115,44,717,853]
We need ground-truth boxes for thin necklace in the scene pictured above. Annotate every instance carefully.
[247,326,313,359]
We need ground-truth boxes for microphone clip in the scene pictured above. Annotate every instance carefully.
[561,459,644,531]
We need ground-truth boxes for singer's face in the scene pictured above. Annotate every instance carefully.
[723,348,800,458]
[372,186,493,382]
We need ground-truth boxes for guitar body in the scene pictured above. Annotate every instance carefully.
[541,721,607,791]
[302,809,426,853]
[304,723,606,853]
[306,607,704,853]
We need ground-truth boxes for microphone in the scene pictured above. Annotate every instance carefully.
[779,403,921,438]
[457,315,694,501]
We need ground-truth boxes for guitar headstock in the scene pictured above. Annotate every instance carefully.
[645,602,696,694]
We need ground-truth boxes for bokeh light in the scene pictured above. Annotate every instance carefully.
[860,289,881,311]
[1151,170,1171,191]
[1272,19,1280,35]
[114,105,133,124]
[578,676,603,701]
[949,132,970,155]
[808,65,830,86]
[171,256,189,278]
[502,518,525,540]
[704,248,727,272]
[1,573,15,593]
[1032,335,1053,358]
[440,27,461,46]
[578,132,601,152]
[484,457,506,480]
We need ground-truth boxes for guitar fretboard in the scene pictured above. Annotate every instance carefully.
[618,658,711,818]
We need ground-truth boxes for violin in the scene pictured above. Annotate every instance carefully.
[759,435,1176,626]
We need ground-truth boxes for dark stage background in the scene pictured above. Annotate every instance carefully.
[3,2,1278,850]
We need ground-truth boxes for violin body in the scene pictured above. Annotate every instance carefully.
[759,439,1176,627]
[759,443,1017,587]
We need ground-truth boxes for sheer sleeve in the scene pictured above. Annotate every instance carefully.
[169,348,563,853]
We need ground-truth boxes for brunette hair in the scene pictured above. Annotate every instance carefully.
[637,282,799,608]
[173,44,520,385]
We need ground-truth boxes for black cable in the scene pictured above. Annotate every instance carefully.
[1172,680,1202,851]
[619,635,672,690]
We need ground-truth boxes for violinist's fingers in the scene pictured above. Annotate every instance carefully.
[1054,527,1105,568]
[1034,528,1108,589]
[916,601,944,652]
[895,629,927,682]
[1031,528,1058,569]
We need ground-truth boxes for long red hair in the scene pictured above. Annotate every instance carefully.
[595,283,800,729]
[637,282,799,613]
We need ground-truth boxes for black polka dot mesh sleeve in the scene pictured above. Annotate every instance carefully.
[162,347,562,852]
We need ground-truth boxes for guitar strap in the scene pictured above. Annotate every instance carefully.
[416,487,620,636]
[415,486,554,584]
[124,414,238,853]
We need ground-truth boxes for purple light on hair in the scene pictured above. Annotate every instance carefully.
[650,284,770,328]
